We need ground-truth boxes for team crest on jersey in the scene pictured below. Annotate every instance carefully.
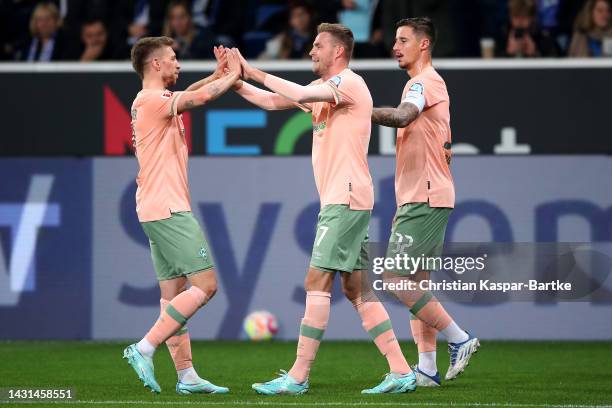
[198,247,208,259]
[330,75,342,87]
[161,90,173,98]
[409,82,424,94]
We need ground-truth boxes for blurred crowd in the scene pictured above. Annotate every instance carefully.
[0,0,610,62]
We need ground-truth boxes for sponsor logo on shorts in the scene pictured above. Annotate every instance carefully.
[198,247,208,259]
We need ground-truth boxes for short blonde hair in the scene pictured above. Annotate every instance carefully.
[29,2,61,37]
[317,23,354,60]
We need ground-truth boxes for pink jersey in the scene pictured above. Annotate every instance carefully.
[395,66,454,208]
[131,89,191,222]
[301,69,374,210]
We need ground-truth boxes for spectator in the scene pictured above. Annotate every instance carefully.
[110,0,168,59]
[498,0,560,57]
[568,0,612,56]
[162,0,217,59]
[260,1,316,59]
[1,0,38,60]
[308,0,355,24]
[537,0,562,33]
[340,0,386,58]
[191,0,243,49]
[15,2,71,61]
[53,0,110,46]
[535,0,572,52]
[371,0,410,55]
[79,19,113,61]
[558,0,588,41]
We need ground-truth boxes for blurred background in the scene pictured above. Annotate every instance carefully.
[1,0,612,61]
[0,0,611,342]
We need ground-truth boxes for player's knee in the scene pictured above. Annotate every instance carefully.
[341,283,360,303]
[191,281,217,301]
[203,282,218,299]
[303,275,313,290]
[303,274,319,291]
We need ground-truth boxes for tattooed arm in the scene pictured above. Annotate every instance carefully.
[184,73,221,92]
[176,49,241,113]
[371,102,420,128]
[176,74,238,113]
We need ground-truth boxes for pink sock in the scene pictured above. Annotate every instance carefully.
[145,286,207,348]
[355,300,411,375]
[160,298,193,371]
[288,291,331,383]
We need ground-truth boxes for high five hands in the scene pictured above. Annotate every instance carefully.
[215,46,261,83]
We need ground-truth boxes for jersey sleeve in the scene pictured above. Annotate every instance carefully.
[293,100,313,112]
[293,79,322,112]
[323,73,358,107]
[403,76,446,109]
[143,90,184,118]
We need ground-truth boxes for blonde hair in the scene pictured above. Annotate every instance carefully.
[29,2,61,37]
[317,23,354,60]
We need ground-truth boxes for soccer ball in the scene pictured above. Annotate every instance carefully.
[243,310,279,341]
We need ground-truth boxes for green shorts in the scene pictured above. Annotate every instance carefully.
[141,211,214,281]
[387,203,452,272]
[310,204,370,273]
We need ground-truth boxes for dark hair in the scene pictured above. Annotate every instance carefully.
[167,0,192,17]
[508,0,536,18]
[396,17,437,51]
[82,18,105,29]
[289,0,313,13]
[317,23,354,60]
[130,36,174,79]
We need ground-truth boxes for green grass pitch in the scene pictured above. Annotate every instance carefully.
[0,340,611,407]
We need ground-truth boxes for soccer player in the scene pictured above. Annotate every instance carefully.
[371,17,480,387]
[122,37,241,394]
[231,23,416,395]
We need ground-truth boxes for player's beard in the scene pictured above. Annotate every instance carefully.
[398,53,417,70]
[312,61,322,76]
[312,58,330,78]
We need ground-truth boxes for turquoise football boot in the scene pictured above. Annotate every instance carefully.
[252,370,309,395]
[361,372,417,394]
[176,378,229,394]
[122,343,161,393]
